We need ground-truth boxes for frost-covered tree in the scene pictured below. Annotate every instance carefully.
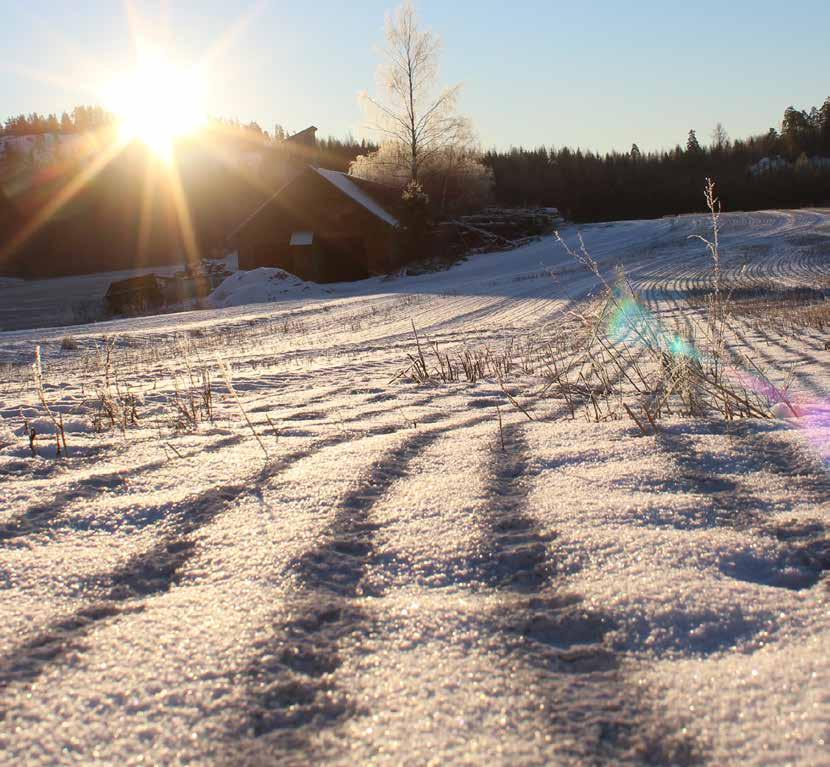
[360,1,470,184]
[350,138,492,215]
[354,1,491,214]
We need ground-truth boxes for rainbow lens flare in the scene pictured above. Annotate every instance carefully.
[605,290,829,466]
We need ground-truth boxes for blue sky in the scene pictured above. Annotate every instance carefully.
[2,0,829,152]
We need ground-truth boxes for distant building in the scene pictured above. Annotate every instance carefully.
[262,125,319,184]
[105,274,166,315]
[104,264,229,316]
[749,154,830,176]
[231,157,401,283]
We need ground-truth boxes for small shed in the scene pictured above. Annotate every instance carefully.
[105,274,165,315]
[232,166,400,282]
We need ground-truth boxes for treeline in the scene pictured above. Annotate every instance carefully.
[2,106,115,136]
[484,98,830,221]
[1,109,378,171]
[207,118,378,171]
[3,96,829,279]
[0,110,380,278]
[317,135,379,172]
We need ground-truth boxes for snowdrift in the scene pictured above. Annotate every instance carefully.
[208,268,331,308]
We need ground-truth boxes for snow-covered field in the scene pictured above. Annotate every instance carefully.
[1,210,829,766]
[0,264,184,333]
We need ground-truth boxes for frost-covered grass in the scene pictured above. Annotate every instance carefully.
[0,209,829,766]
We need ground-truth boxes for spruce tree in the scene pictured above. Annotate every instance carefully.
[686,129,701,154]
[819,97,830,152]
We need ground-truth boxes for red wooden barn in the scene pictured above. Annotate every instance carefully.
[231,129,401,283]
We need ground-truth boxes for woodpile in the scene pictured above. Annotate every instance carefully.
[438,207,562,255]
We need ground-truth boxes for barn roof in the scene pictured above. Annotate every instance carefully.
[230,164,399,242]
[285,126,318,146]
[313,168,399,227]
[228,172,302,242]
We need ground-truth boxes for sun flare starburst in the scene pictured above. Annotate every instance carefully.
[0,0,265,266]
[106,49,206,162]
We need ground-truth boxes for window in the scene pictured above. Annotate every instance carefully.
[290,231,314,246]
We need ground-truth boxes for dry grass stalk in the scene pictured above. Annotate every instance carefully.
[220,360,268,459]
[32,346,67,457]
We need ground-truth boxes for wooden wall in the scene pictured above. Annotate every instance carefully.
[237,169,397,282]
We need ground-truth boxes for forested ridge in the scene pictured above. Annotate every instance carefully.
[483,100,830,221]
[1,97,829,278]
[0,117,377,278]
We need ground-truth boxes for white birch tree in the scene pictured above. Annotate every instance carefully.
[360,1,471,184]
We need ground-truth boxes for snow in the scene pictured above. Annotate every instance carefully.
[0,208,829,765]
[205,251,239,273]
[207,267,332,308]
[0,132,86,164]
[0,264,183,333]
[315,167,400,227]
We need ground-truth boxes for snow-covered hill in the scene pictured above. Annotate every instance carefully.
[0,209,828,765]
[0,132,86,164]
[208,267,332,308]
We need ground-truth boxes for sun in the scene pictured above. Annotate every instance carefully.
[107,49,206,162]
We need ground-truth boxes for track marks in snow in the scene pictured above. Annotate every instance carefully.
[478,421,554,590]
[0,427,424,713]
[235,426,455,760]
[0,603,141,719]
[475,423,703,765]
[656,420,830,592]
[288,418,705,766]
[0,469,131,543]
[293,429,445,598]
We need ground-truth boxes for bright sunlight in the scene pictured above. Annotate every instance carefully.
[106,49,206,162]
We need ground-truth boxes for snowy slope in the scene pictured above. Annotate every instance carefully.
[0,209,828,766]
[0,132,85,164]
[208,267,332,308]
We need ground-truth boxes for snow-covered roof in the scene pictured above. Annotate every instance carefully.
[314,167,399,227]
[229,165,399,242]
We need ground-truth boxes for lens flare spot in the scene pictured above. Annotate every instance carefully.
[604,287,829,466]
